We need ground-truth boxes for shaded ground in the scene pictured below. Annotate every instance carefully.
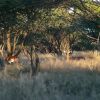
[0,65,100,100]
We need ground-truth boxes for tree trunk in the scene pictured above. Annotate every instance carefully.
[66,47,70,62]
[0,45,4,57]
[13,34,17,53]
[30,46,35,76]
[6,30,12,55]
[35,53,40,72]
[30,46,40,77]
[60,37,71,61]
[97,32,100,50]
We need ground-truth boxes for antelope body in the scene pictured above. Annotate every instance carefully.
[5,55,18,64]
[70,56,85,60]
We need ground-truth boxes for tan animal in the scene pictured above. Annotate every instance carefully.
[5,55,19,64]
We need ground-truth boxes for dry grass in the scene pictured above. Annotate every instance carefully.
[0,51,100,100]
[40,51,100,72]
[1,50,100,78]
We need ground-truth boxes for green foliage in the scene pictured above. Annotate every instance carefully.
[72,35,96,50]
[23,32,45,46]
[0,0,100,53]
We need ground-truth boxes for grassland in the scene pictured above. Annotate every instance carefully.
[0,51,100,100]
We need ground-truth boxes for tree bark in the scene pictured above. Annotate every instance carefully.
[35,53,40,72]
[6,30,12,55]
[30,46,35,76]
[30,46,40,77]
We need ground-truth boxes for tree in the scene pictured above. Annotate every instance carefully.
[0,0,100,75]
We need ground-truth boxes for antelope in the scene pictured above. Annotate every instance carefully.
[70,56,85,60]
[62,50,85,60]
[5,55,23,70]
[5,49,21,64]
[5,55,19,64]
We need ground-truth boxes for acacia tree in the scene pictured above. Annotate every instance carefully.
[69,0,100,50]
[31,6,78,61]
[0,0,68,75]
[0,0,99,73]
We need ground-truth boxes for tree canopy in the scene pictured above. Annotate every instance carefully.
[0,0,100,56]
